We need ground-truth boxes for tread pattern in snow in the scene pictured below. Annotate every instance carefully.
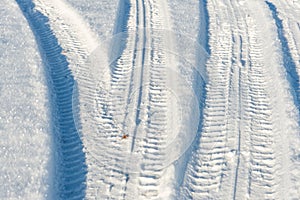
[16,1,87,199]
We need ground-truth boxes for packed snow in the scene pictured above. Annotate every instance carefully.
[2,0,300,199]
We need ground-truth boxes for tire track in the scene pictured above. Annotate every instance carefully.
[249,1,300,198]
[135,0,168,198]
[265,2,300,138]
[241,16,280,199]
[99,0,180,198]
[179,0,291,199]
[16,1,87,199]
[15,0,300,199]
[16,0,108,199]
[179,0,233,198]
[42,0,144,198]
[131,0,189,198]
[266,1,300,110]
[84,0,149,198]
[85,1,135,198]
[99,0,177,198]
[122,0,174,198]
[21,1,106,199]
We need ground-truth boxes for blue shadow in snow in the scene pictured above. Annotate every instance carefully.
[175,0,210,196]
[266,1,300,111]
[16,0,87,199]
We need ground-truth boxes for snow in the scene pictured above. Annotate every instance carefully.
[2,0,300,199]
[0,0,52,199]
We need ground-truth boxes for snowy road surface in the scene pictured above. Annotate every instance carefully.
[2,0,300,199]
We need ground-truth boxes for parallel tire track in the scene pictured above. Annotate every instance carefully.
[86,0,148,198]
[179,0,290,199]
[15,0,300,199]
[95,0,175,199]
